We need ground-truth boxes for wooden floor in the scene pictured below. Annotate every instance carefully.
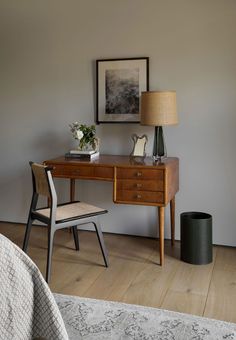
[1,222,236,323]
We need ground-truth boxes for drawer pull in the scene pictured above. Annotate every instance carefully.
[72,170,80,174]
[136,194,142,199]
[136,172,142,177]
[136,183,142,188]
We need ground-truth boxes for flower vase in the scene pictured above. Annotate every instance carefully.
[77,138,99,153]
[77,143,92,152]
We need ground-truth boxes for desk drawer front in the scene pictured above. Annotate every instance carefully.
[116,179,163,192]
[94,166,113,180]
[116,190,164,204]
[116,168,163,180]
[51,165,94,178]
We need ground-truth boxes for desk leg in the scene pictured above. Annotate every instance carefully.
[158,206,165,266]
[70,179,75,202]
[170,196,175,246]
[69,179,76,235]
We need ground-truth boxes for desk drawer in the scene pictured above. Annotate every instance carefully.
[116,179,163,192]
[116,190,164,204]
[94,166,113,180]
[116,168,163,180]
[51,165,94,178]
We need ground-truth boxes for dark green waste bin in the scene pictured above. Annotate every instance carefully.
[181,212,212,265]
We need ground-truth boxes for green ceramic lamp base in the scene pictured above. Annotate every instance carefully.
[153,126,167,162]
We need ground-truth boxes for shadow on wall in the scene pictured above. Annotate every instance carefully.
[32,130,71,160]
[97,124,152,156]
[0,168,32,222]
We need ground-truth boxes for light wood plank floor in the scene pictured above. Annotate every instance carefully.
[1,222,236,323]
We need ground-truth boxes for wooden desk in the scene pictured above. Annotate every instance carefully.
[44,155,179,265]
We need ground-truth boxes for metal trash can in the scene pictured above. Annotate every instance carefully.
[181,212,212,265]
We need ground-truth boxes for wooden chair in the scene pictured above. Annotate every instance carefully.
[22,162,109,283]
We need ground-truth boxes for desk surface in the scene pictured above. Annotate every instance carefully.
[46,155,178,168]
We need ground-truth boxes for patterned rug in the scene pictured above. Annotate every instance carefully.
[54,293,236,340]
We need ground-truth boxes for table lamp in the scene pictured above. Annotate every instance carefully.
[140,91,178,161]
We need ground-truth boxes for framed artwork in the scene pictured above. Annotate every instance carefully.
[96,57,149,124]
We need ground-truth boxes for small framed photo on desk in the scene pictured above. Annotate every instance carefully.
[130,134,148,157]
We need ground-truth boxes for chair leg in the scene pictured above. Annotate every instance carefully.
[93,220,109,267]
[23,193,38,253]
[46,227,55,283]
[22,216,33,253]
[72,225,79,251]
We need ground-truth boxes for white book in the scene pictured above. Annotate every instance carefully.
[69,149,96,155]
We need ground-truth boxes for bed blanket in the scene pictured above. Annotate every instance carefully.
[0,233,68,340]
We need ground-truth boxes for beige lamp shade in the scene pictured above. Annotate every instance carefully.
[141,91,178,126]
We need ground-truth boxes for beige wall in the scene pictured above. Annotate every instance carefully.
[1,0,236,245]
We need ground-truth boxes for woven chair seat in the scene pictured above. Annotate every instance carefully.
[36,202,107,222]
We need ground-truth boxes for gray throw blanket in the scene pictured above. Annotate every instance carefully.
[0,233,68,340]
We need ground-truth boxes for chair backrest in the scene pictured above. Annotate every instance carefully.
[31,163,51,197]
[30,162,57,206]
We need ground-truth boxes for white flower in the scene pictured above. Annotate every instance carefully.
[76,130,84,140]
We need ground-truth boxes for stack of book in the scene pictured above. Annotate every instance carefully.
[65,150,100,159]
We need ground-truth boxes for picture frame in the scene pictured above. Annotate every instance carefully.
[96,57,149,124]
[130,134,148,157]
